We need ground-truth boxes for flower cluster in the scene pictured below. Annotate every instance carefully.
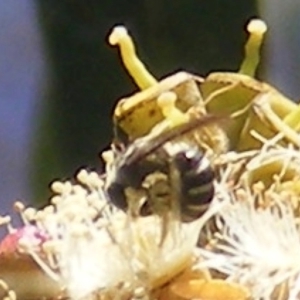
[0,169,216,300]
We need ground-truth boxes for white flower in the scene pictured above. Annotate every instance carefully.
[15,168,215,300]
[197,196,300,300]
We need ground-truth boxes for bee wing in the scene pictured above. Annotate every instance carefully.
[123,114,223,166]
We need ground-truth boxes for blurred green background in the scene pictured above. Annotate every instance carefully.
[32,0,258,203]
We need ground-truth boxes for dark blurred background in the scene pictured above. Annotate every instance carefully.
[0,0,299,214]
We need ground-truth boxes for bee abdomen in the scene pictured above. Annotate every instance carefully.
[183,166,214,204]
[180,184,214,222]
[173,147,215,222]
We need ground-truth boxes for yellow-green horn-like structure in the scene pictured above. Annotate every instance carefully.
[239,19,267,77]
[157,91,190,128]
[108,25,157,90]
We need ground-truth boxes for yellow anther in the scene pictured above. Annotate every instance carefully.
[108,26,157,89]
[239,19,267,77]
[157,92,190,128]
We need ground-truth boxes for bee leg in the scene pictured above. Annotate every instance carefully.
[145,198,171,248]
[142,172,174,247]
[158,212,171,247]
[140,199,170,248]
[125,187,148,218]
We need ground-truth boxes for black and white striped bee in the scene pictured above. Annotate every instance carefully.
[105,115,219,223]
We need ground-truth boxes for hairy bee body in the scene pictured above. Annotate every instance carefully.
[107,144,214,222]
[105,116,217,222]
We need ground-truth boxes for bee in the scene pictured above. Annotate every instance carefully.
[105,114,220,224]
